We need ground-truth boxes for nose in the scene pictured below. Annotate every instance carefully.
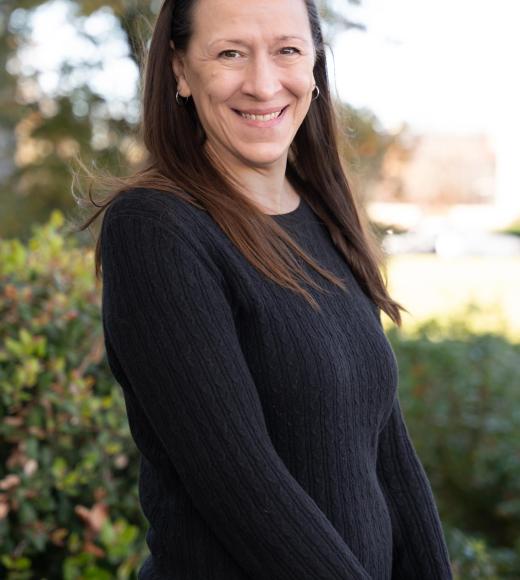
[241,51,283,101]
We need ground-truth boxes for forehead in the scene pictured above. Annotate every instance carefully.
[191,0,312,43]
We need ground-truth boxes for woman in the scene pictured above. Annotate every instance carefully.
[80,0,453,577]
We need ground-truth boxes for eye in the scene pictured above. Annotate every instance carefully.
[219,50,242,59]
[280,47,301,55]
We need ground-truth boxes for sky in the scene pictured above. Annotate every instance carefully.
[330,0,520,135]
[14,0,520,137]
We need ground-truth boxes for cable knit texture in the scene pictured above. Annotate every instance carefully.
[100,187,453,580]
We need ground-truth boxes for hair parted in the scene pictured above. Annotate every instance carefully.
[74,0,407,325]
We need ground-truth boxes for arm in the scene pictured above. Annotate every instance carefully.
[101,211,371,580]
[376,394,453,579]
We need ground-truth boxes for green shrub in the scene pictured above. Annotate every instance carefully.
[0,211,146,579]
[498,218,520,237]
[387,314,520,578]
[445,527,499,579]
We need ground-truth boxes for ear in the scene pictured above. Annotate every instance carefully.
[170,41,191,98]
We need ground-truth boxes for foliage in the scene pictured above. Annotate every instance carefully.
[386,313,520,578]
[0,211,146,579]
[337,103,408,199]
[445,527,499,580]
[498,218,520,238]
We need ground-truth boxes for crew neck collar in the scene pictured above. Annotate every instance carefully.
[270,195,305,221]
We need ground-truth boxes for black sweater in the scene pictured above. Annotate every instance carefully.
[100,187,453,579]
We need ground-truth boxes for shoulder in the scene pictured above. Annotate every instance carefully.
[100,187,228,285]
[103,187,208,235]
[100,187,221,261]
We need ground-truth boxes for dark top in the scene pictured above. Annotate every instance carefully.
[100,187,453,579]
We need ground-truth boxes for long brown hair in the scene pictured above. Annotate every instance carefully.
[74,0,407,325]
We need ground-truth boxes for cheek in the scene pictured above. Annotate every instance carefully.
[285,68,315,97]
[195,69,241,104]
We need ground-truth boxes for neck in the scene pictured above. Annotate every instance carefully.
[204,140,297,214]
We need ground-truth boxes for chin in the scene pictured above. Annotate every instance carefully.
[241,156,285,168]
[236,145,288,167]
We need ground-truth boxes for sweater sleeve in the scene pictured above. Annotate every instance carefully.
[101,211,371,580]
[376,394,453,579]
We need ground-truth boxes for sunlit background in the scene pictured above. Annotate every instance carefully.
[1,1,519,578]
[331,0,520,339]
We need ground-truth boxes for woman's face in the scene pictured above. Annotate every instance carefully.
[172,0,317,170]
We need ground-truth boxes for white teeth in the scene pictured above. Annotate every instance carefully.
[240,109,282,121]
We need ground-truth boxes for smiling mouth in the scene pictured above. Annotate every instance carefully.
[232,105,289,122]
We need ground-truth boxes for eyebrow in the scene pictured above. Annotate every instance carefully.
[209,35,310,48]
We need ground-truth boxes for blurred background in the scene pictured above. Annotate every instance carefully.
[1,0,519,578]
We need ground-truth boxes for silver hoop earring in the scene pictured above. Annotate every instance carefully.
[176,91,190,106]
[312,85,320,101]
